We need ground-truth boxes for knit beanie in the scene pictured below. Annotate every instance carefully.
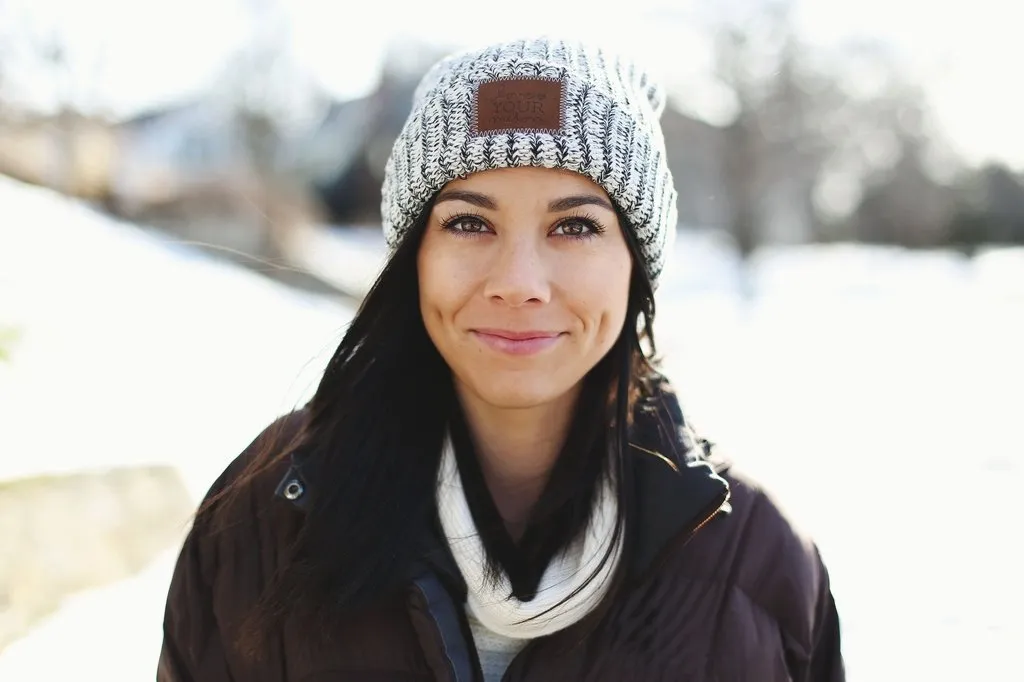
[380,37,677,287]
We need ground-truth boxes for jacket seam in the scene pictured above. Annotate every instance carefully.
[412,581,463,682]
[701,488,758,680]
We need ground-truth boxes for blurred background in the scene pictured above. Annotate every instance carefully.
[0,0,1021,679]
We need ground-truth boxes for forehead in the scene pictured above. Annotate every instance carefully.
[441,167,611,204]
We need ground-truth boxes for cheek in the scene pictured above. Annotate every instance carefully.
[418,264,445,318]
[572,250,632,333]
[418,241,476,332]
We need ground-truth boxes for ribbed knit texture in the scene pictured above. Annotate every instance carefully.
[380,37,677,287]
[435,434,622,640]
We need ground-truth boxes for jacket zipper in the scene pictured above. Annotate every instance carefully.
[685,490,730,543]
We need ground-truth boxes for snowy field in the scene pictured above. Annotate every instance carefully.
[1,175,1021,680]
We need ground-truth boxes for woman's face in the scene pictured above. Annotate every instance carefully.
[417,167,632,410]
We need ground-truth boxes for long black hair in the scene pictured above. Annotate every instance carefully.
[210,194,661,657]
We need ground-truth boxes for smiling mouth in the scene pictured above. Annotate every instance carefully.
[470,329,565,356]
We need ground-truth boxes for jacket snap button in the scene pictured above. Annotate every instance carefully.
[283,480,304,500]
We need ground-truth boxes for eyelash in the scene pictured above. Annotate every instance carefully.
[438,211,607,241]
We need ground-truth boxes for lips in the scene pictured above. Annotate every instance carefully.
[470,328,564,356]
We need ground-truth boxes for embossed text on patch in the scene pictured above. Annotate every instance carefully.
[474,78,564,135]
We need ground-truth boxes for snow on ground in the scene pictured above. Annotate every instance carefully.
[1,175,1021,680]
[0,177,352,500]
[0,176,352,680]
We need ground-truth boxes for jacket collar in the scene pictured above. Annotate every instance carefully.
[273,380,731,585]
[625,381,732,579]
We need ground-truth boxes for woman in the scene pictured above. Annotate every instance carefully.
[159,38,844,681]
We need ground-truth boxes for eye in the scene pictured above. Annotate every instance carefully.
[440,214,493,236]
[551,216,604,239]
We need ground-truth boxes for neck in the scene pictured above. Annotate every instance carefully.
[455,384,580,538]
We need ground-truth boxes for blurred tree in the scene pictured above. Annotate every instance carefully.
[691,0,962,253]
[701,0,847,254]
[949,164,1024,248]
[313,43,445,224]
[976,165,1024,243]
[0,0,108,196]
[215,0,327,263]
[819,57,970,249]
[853,138,958,247]
[837,68,964,248]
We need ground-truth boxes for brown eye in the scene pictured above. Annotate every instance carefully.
[457,218,486,232]
[443,216,492,235]
[552,218,599,238]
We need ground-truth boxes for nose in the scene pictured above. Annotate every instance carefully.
[482,237,551,307]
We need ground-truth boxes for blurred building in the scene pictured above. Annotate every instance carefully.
[0,112,116,200]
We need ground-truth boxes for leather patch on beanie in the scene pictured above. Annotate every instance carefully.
[474,78,563,134]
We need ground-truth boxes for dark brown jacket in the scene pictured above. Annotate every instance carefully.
[159,397,844,682]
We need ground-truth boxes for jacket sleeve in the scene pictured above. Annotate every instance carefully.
[804,549,845,682]
[157,516,235,682]
[157,411,306,681]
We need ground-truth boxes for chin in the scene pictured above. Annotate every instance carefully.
[468,373,571,410]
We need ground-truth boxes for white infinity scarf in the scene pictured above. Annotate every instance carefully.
[435,435,622,639]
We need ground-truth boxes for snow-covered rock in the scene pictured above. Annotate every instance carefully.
[0,466,192,652]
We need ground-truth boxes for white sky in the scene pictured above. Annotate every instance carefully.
[2,0,1022,168]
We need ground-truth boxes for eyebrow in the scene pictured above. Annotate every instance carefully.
[547,194,614,212]
[434,190,614,213]
[435,189,497,210]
